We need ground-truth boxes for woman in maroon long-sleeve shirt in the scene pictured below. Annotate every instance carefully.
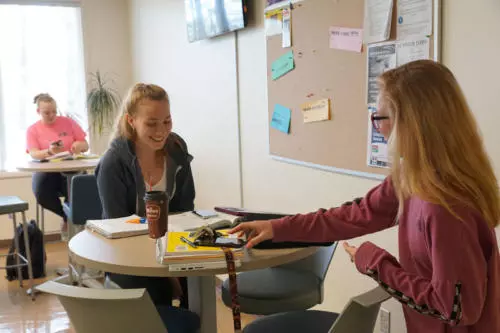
[231,60,500,333]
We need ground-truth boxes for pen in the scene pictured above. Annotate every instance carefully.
[180,236,198,248]
[126,217,147,224]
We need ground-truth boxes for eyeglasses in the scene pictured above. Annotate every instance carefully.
[371,113,390,131]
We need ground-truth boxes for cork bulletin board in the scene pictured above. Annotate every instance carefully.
[266,0,442,180]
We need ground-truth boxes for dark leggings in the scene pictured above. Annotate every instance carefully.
[32,172,67,222]
[108,273,189,308]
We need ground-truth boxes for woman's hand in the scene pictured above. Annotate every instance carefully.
[49,142,64,155]
[229,220,274,248]
[71,141,87,154]
[169,277,183,299]
[343,242,358,263]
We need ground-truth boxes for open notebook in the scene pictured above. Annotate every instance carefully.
[35,151,100,162]
[86,215,149,239]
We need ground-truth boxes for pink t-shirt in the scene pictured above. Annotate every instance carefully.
[26,116,86,152]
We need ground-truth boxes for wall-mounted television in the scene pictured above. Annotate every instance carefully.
[185,0,248,43]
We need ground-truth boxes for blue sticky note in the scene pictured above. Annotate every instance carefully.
[271,104,291,134]
[271,51,295,80]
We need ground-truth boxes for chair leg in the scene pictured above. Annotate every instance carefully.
[37,203,46,277]
[21,212,35,300]
[12,214,23,288]
[41,206,45,236]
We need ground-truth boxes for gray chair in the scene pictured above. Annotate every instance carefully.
[62,174,103,285]
[62,174,102,240]
[35,281,200,333]
[222,243,338,314]
[0,196,35,299]
[243,286,391,333]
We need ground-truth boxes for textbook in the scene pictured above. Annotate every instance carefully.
[162,230,245,263]
[86,215,149,239]
[35,152,100,163]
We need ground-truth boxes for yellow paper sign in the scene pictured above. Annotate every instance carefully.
[265,8,283,37]
[301,98,330,123]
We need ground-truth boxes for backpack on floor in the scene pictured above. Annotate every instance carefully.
[5,220,46,281]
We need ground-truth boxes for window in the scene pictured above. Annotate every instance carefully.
[0,4,87,171]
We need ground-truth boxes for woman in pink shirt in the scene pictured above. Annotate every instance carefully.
[232,60,500,333]
[26,93,89,234]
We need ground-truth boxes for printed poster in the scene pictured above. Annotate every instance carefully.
[367,106,390,168]
[367,42,397,105]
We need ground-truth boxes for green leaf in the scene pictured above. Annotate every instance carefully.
[86,70,122,136]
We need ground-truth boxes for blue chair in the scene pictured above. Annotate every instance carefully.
[243,287,390,333]
[221,243,338,315]
[62,174,102,285]
[63,174,102,236]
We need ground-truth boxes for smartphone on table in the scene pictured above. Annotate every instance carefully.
[192,210,218,219]
[50,140,63,147]
[214,237,246,248]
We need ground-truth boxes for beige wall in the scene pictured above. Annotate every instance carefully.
[129,0,243,209]
[81,0,133,154]
[129,0,500,332]
[0,0,133,239]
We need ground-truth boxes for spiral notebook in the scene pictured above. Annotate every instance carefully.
[85,215,149,239]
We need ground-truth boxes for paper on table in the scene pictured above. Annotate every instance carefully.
[364,0,393,44]
[367,42,397,105]
[329,27,363,52]
[271,104,292,133]
[301,99,330,123]
[396,37,430,66]
[85,215,149,239]
[397,0,433,39]
[271,50,294,80]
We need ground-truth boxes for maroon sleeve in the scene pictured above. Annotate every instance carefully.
[355,206,488,326]
[271,176,399,243]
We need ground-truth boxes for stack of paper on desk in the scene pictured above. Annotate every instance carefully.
[86,215,149,239]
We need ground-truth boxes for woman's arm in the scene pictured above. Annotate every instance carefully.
[28,148,51,160]
[69,118,89,154]
[174,161,195,212]
[271,176,399,243]
[95,151,130,219]
[354,206,488,326]
[169,133,195,213]
[71,140,89,154]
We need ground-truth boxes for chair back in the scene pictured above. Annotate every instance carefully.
[70,174,102,225]
[329,287,391,333]
[36,281,166,333]
[280,242,338,281]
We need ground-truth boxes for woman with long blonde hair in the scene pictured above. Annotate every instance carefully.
[95,83,199,333]
[232,60,500,333]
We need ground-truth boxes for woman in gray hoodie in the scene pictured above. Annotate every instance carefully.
[95,83,198,333]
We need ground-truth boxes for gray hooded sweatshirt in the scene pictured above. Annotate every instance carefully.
[95,132,195,218]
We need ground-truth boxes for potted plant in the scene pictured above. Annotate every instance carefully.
[87,71,121,136]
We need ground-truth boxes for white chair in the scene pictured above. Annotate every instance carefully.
[35,281,200,333]
[243,286,391,333]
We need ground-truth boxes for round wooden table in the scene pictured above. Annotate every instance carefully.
[17,158,99,174]
[68,213,317,333]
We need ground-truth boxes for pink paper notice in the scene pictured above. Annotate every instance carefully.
[329,27,363,53]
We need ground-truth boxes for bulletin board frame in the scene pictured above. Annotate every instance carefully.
[266,0,442,181]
